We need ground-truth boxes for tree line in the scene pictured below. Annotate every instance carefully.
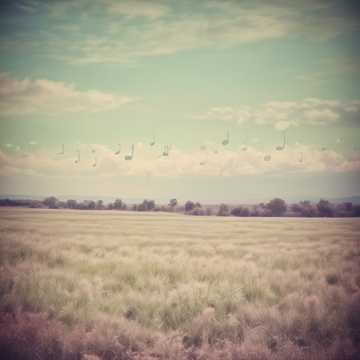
[0,196,360,217]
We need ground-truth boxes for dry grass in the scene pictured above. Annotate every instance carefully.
[0,207,360,359]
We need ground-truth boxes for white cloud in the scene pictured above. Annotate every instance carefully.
[275,120,293,131]
[1,143,359,178]
[0,73,135,116]
[303,109,339,125]
[194,98,360,129]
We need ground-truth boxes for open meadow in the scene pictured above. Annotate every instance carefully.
[0,207,360,359]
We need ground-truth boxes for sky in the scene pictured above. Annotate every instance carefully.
[0,0,360,203]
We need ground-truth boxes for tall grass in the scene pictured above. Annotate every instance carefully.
[0,208,359,359]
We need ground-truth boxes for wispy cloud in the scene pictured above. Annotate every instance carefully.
[14,0,39,14]
[64,11,290,64]
[65,3,359,63]
[0,73,136,116]
[296,55,360,83]
[105,0,169,19]
[4,0,358,64]
[323,56,360,75]
[194,98,360,130]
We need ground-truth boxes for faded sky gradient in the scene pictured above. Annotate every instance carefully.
[0,0,360,203]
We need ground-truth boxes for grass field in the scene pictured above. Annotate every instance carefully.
[0,208,360,359]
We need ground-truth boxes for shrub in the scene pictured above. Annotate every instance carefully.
[188,208,205,216]
[325,273,339,285]
[0,312,66,360]
[29,201,45,209]
[346,292,360,346]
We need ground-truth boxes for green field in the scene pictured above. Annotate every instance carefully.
[0,208,360,359]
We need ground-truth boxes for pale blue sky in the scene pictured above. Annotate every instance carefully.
[0,0,359,203]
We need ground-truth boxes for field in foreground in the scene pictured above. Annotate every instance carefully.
[0,208,360,359]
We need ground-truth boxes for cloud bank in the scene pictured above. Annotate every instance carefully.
[1,142,359,178]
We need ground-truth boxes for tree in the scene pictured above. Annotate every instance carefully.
[299,201,316,217]
[66,199,77,209]
[291,201,316,217]
[147,200,155,211]
[77,200,95,210]
[290,203,300,212]
[113,199,125,210]
[169,198,178,208]
[185,201,195,212]
[266,198,287,216]
[43,196,59,209]
[217,204,230,216]
[353,205,360,217]
[344,202,353,212]
[57,201,66,208]
[317,199,334,217]
[137,202,145,211]
[231,206,250,217]
[335,202,353,217]
[137,199,155,211]
[86,200,96,210]
[96,200,104,210]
